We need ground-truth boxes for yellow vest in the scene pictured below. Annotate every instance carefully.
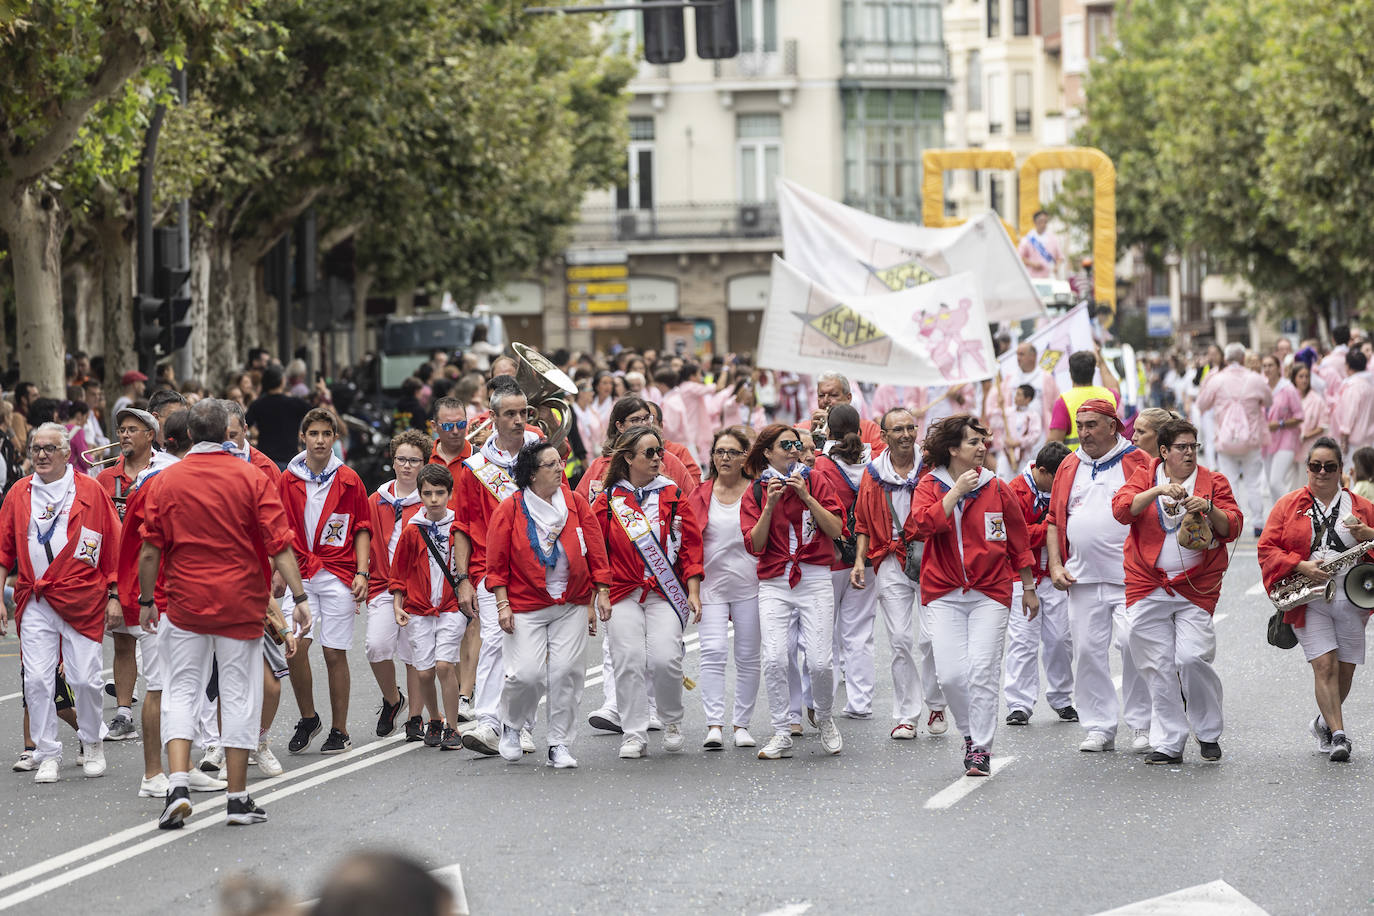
[1061,384,1116,446]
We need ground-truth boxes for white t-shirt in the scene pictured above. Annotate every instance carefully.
[1154,467,1202,576]
[700,490,758,605]
[1064,458,1131,583]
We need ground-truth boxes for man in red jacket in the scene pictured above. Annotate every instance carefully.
[140,399,309,828]
[0,423,122,784]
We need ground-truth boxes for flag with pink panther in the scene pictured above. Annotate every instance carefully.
[758,256,997,388]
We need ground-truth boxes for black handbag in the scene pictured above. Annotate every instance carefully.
[1267,607,1299,650]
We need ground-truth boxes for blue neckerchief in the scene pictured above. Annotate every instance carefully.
[1023,470,1050,518]
[864,460,922,493]
[520,494,563,570]
[35,504,65,547]
[1082,444,1136,480]
[295,458,338,485]
[932,471,990,513]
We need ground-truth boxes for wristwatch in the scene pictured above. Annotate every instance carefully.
[454,573,469,584]
[138,597,155,608]
[292,593,308,604]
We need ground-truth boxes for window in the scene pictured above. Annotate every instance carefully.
[843,89,944,220]
[737,113,782,202]
[1014,71,1032,133]
[1087,9,1113,58]
[986,0,1000,37]
[1062,15,1085,73]
[739,0,778,53]
[1012,0,1029,35]
[966,50,982,110]
[987,72,1004,134]
[917,2,941,42]
[615,117,655,211]
[989,174,1005,217]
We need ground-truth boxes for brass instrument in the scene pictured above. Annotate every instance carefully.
[468,343,578,447]
[1269,539,1374,614]
[82,442,122,470]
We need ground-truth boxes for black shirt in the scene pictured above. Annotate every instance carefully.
[246,393,311,465]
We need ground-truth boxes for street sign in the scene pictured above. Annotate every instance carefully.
[569,298,629,314]
[565,248,628,265]
[566,265,629,281]
[567,281,629,297]
[569,314,632,330]
[566,256,630,314]
[1147,296,1172,337]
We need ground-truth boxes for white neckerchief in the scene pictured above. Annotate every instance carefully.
[615,475,674,540]
[822,441,871,489]
[29,466,75,577]
[480,429,540,469]
[378,479,422,559]
[288,450,344,548]
[1154,465,1198,531]
[525,487,570,600]
[870,449,921,536]
[930,465,997,567]
[408,509,456,606]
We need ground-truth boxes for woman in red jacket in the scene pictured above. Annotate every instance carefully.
[907,415,1036,777]
[1259,436,1374,762]
[742,424,846,761]
[485,439,612,769]
[592,426,704,760]
[1112,418,1239,765]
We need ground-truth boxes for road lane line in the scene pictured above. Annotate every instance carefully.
[923,756,1015,809]
[759,904,812,916]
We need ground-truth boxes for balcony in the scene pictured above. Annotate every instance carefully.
[841,39,950,83]
[571,202,781,245]
[713,39,798,80]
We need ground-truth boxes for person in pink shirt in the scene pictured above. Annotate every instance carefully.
[1261,353,1304,519]
[1335,349,1374,456]
[1017,210,1063,279]
[1293,361,1330,473]
[1195,343,1272,535]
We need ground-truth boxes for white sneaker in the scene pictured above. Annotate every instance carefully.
[732,727,756,748]
[587,708,623,734]
[499,725,523,762]
[460,723,500,755]
[703,726,724,750]
[546,745,578,769]
[926,709,949,735]
[890,719,917,740]
[1079,732,1115,752]
[1131,728,1151,753]
[34,759,59,784]
[254,741,284,777]
[618,737,647,759]
[199,744,225,774]
[819,717,843,755]
[188,767,228,792]
[757,735,794,759]
[139,772,170,798]
[12,749,36,772]
[83,742,107,778]
[662,724,685,753]
[456,695,475,723]
[519,728,536,754]
[648,713,663,732]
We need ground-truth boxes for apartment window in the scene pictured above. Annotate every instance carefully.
[843,89,944,219]
[986,0,1000,37]
[615,117,655,211]
[1012,0,1029,35]
[1087,9,1113,58]
[917,2,941,42]
[1062,15,1085,73]
[987,73,1004,134]
[739,0,778,53]
[1014,71,1032,133]
[847,0,939,44]
[966,50,982,111]
[737,113,782,202]
[988,174,1005,218]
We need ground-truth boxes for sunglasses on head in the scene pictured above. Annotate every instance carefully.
[1308,460,1340,474]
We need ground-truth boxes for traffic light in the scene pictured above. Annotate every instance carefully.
[153,227,192,356]
[134,294,163,353]
[692,0,739,59]
[642,1,685,64]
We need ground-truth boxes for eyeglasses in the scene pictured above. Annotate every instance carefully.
[778,439,805,452]
[30,444,60,456]
[116,426,148,436]
[392,456,423,467]
[436,420,467,433]
[624,414,652,426]
[883,425,917,435]
[1169,442,1200,453]
[639,447,665,460]
[1308,461,1340,474]
[712,448,744,459]
[536,457,565,470]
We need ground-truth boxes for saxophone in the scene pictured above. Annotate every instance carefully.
[1269,540,1374,614]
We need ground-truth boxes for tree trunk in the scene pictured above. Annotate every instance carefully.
[205,223,239,388]
[0,185,67,396]
[353,269,375,367]
[95,213,136,403]
[226,253,257,373]
[188,217,212,387]
[69,257,101,356]
[395,288,415,317]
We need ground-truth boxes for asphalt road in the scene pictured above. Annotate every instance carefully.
[0,545,1370,914]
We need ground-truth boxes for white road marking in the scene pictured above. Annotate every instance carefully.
[759,904,812,916]
[1245,581,1265,596]
[922,756,1015,809]
[431,863,470,916]
[1092,878,1268,914]
[0,667,115,703]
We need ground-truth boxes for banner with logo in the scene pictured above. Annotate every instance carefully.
[997,302,1096,394]
[758,256,997,388]
[778,180,1045,324]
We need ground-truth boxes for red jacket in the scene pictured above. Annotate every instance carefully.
[453,455,518,587]
[906,468,1032,607]
[1111,461,1242,613]
[249,446,281,485]
[484,486,611,612]
[663,440,702,492]
[740,470,846,583]
[811,454,863,571]
[590,481,704,605]
[1007,472,1052,583]
[367,487,424,601]
[0,473,121,642]
[278,464,371,582]
[116,471,168,626]
[141,452,293,640]
[1047,444,1150,566]
[575,452,697,503]
[389,517,460,617]
[1259,486,1374,627]
[853,471,907,573]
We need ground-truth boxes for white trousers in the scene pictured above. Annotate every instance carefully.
[928,591,1008,749]
[364,593,414,666]
[1213,450,1264,530]
[873,561,937,720]
[474,584,510,730]
[1067,581,1151,739]
[831,568,878,715]
[759,565,835,736]
[501,603,586,747]
[1263,449,1295,523]
[1004,578,1073,713]
[1123,590,1224,755]
[21,600,104,762]
[698,596,761,727]
[607,595,685,744]
[597,611,657,718]
[162,618,264,751]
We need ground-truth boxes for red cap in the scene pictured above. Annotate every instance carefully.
[1075,397,1120,427]
[121,370,148,386]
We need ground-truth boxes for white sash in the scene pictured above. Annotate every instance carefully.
[464,453,517,503]
[610,493,691,628]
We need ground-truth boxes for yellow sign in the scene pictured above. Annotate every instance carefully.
[566,265,629,281]
[566,281,629,298]
[570,298,629,314]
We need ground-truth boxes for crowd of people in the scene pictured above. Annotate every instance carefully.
[1,324,1371,831]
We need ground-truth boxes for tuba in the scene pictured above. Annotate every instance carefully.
[467,343,578,448]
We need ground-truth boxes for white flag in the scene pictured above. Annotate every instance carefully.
[998,302,1096,395]
[778,180,1046,324]
[759,257,996,388]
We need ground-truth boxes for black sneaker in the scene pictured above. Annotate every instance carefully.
[1054,705,1080,722]
[158,786,192,830]
[1006,709,1030,726]
[1145,751,1184,765]
[440,726,462,751]
[424,720,444,748]
[404,715,425,743]
[226,795,268,825]
[375,691,406,738]
[1330,733,1352,762]
[320,728,351,755]
[287,714,321,755]
[965,747,991,777]
[1199,740,1222,762]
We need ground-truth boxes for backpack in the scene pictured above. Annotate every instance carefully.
[1213,397,1254,456]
